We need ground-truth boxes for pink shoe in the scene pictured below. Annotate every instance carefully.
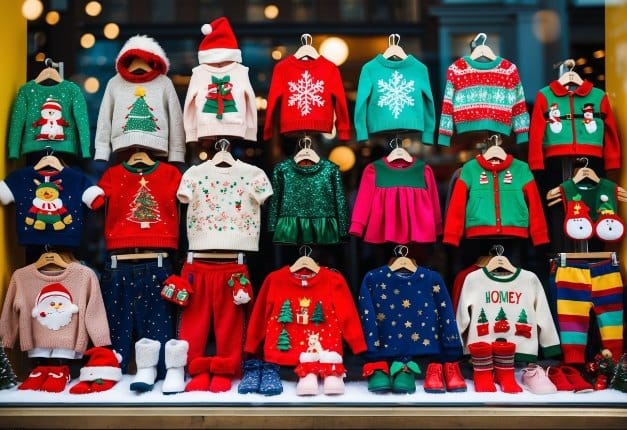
[322,375,345,395]
[521,364,557,395]
[296,373,319,396]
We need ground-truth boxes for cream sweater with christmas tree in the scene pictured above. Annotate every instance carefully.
[456,267,561,362]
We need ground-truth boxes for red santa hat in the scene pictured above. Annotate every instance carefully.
[78,347,123,383]
[31,283,76,313]
[198,17,242,64]
[583,103,594,113]
[42,98,61,112]
[116,35,170,82]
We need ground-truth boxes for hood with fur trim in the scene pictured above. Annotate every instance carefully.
[116,35,170,83]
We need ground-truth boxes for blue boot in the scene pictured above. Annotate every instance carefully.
[238,359,262,394]
[259,362,283,396]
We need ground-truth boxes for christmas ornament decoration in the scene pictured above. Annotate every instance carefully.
[227,272,252,305]
[198,17,242,64]
[161,274,193,306]
[563,195,593,240]
[0,340,17,390]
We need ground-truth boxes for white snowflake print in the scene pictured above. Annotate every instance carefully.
[377,70,415,119]
[288,70,325,116]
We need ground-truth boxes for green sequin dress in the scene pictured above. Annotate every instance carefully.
[268,158,349,244]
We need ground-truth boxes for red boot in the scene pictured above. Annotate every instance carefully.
[443,362,467,392]
[185,356,213,392]
[468,342,496,392]
[492,341,522,393]
[209,356,237,393]
[423,363,445,393]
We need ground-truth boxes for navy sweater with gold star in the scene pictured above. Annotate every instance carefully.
[358,265,462,361]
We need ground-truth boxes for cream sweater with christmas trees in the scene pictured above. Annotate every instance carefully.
[456,267,561,362]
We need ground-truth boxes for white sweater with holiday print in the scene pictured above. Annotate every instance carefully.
[177,159,273,251]
[456,267,561,362]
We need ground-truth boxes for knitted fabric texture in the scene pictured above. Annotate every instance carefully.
[177,159,272,251]
[527,80,621,171]
[8,80,91,159]
[354,54,436,143]
[0,262,111,353]
[438,56,529,146]
[263,55,351,141]
[456,267,562,362]
[443,154,549,246]
[358,265,462,361]
[349,157,442,244]
[244,266,367,366]
[183,62,258,142]
[268,158,349,245]
[97,161,182,250]
[0,166,103,248]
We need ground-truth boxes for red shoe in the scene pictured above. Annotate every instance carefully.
[18,366,50,391]
[444,362,467,392]
[423,363,445,393]
[40,365,70,393]
[546,366,573,391]
[560,365,593,393]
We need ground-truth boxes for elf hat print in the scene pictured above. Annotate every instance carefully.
[563,195,593,240]
[198,17,242,64]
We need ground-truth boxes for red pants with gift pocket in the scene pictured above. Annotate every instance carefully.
[177,261,251,376]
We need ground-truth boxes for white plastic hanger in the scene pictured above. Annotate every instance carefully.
[212,138,236,167]
[484,245,517,274]
[290,245,320,274]
[294,33,320,60]
[469,33,497,62]
[558,59,584,87]
[482,134,507,161]
[388,245,417,273]
[383,34,408,61]
[294,136,320,165]
[386,137,413,163]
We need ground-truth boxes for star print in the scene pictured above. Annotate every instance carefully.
[364,310,369,315]
[391,320,397,326]
[368,332,373,337]
[380,283,387,289]
[139,177,148,187]
[446,318,450,324]
[389,304,395,310]
[440,301,446,307]
[402,299,411,308]
[386,273,391,278]
[404,321,412,328]
[424,302,429,307]
[374,340,380,347]
[422,339,430,346]
[393,289,400,295]
[417,310,423,316]
[433,284,440,293]
[421,322,426,327]
[376,312,386,321]
[411,332,420,342]
[398,333,403,339]
[381,293,387,300]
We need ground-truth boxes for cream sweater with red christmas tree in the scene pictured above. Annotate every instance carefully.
[456,267,561,362]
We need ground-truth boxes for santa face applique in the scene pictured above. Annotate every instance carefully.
[563,196,593,240]
[31,283,79,331]
[32,98,69,141]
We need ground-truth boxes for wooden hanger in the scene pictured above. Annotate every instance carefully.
[128,58,152,73]
[290,245,320,274]
[187,251,244,264]
[386,137,413,163]
[111,250,169,268]
[388,245,417,273]
[572,158,600,184]
[558,59,583,87]
[469,33,497,62]
[558,251,619,267]
[127,150,155,166]
[294,33,320,60]
[34,67,62,84]
[33,147,64,172]
[484,245,517,274]
[383,34,408,61]
[212,138,236,167]
[35,249,70,270]
[482,134,507,161]
[294,136,320,165]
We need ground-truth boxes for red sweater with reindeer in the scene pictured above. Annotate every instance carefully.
[263,55,351,141]
[244,266,367,366]
[456,267,561,362]
[97,161,181,250]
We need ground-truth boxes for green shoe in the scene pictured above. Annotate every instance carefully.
[390,361,421,394]
[362,361,392,393]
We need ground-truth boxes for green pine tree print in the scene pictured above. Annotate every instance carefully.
[311,302,325,325]
[127,176,161,228]
[277,299,293,324]
[276,328,291,351]
[124,86,159,133]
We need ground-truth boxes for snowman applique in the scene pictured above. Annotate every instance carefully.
[582,103,597,134]
[563,195,593,240]
[32,98,69,141]
[548,103,562,133]
[594,195,625,242]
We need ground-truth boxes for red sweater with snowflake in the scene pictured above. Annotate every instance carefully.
[97,161,182,250]
[263,55,351,141]
[244,266,367,366]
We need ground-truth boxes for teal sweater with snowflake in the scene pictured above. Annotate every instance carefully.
[8,80,91,159]
[354,54,436,143]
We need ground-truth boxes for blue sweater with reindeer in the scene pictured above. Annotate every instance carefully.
[0,166,103,247]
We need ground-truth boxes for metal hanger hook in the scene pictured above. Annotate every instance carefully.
[389,137,402,150]
[388,33,401,47]
[298,136,312,149]
[299,245,312,257]
[44,145,54,156]
[215,138,230,152]
[300,33,313,46]
[473,32,487,46]
[491,244,505,257]
[394,244,409,257]
[576,157,589,169]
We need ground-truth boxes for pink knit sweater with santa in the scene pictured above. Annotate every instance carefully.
[0,262,111,354]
